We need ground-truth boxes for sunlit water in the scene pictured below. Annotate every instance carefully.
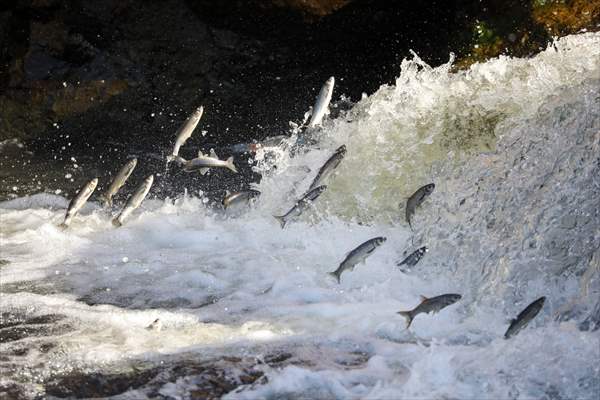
[1,32,599,399]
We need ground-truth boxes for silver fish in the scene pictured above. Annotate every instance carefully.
[405,183,435,229]
[274,185,326,228]
[329,236,387,283]
[397,246,428,271]
[223,190,261,210]
[307,76,334,128]
[397,293,462,329]
[307,145,346,191]
[112,175,154,227]
[60,178,98,228]
[101,158,137,207]
[183,149,237,174]
[167,106,204,162]
[504,297,545,339]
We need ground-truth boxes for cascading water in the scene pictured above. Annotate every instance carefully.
[1,32,599,399]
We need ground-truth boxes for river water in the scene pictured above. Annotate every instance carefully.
[1,32,599,399]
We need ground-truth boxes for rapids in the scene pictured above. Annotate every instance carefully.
[1,32,599,399]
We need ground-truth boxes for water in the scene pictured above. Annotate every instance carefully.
[1,32,599,399]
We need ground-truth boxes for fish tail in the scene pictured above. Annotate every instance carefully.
[112,218,122,228]
[273,215,286,229]
[226,156,238,173]
[397,311,413,329]
[329,271,341,284]
[167,155,186,165]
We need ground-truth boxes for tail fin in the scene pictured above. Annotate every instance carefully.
[329,271,341,284]
[397,311,413,329]
[112,218,122,227]
[100,195,112,208]
[226,156,238,173]
[273,215,286,229]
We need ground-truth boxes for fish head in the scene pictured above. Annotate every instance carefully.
[374,237,387,246]
[312,185,327,196]
[423,183,435,194]
[145,175,154,184]
[421,246,428,254]
[447,294,462,303]
[336,144,347,156]
[326,76,335,87]
[90,178,99,188]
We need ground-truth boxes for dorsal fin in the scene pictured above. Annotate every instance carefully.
[198,150,205,157]
[419,295,428,302]
[209,148,218,158]
[225,190,231,196]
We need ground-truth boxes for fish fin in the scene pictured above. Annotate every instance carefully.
[112,218,122,228]
[199,168,209,175]
[225,190,231,196]
[198,150,205,157]
[329,271,341,284]
[209,148,218,158]
[419,295,428,302]
[273,215,286,229]
[58,222,69,230]
[397,311,413,329]
[225,156,238,173]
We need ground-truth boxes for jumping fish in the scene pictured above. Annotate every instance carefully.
[329,236,387,283]
[274,185,326,228]
[101,158,137,207]
[60,178,98,228]
[183,149,237,174]
[112,175,154,227]
[397,246,428,271]
[307,145,346,191]
[167,106,204,163]
[307,76,334,128]
[397,293,462,329]
[405,183,435,229]
[223,190,261,210]
[504,297,545,339]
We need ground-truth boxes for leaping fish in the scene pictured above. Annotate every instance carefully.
[307,144,346,192]
[167,106,204,163]
[329,237,387,283]
[112,175,154,227]
[397,293,462,329]
[101,158,137,207]
[396,246,428,272]
[307,76,335,128]
[60,178,98,228]
[183,149,237,175]
[274,185,327,228]
[223,190,261,210]
[405,183,435,230]
[504,297,545,339]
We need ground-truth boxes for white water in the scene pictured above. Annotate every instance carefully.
[1,32,599,399]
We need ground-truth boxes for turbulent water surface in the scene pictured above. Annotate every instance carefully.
[1,33,600,399]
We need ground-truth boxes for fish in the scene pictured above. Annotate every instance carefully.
[329,236,387,283]
[167,106,204,163]
[223,190,261,210]
[405,183,435,229]
[397,246,428,271]
[307,145,347,191]
[60,178,98,228]
[112,175,154,227]
[146,318,163,331]
[307,76,335,128]
[397,293,462,329]
[504,296,545,339]
[100,158,137,207]
[274,185,327,228]
[182,149,237,174]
